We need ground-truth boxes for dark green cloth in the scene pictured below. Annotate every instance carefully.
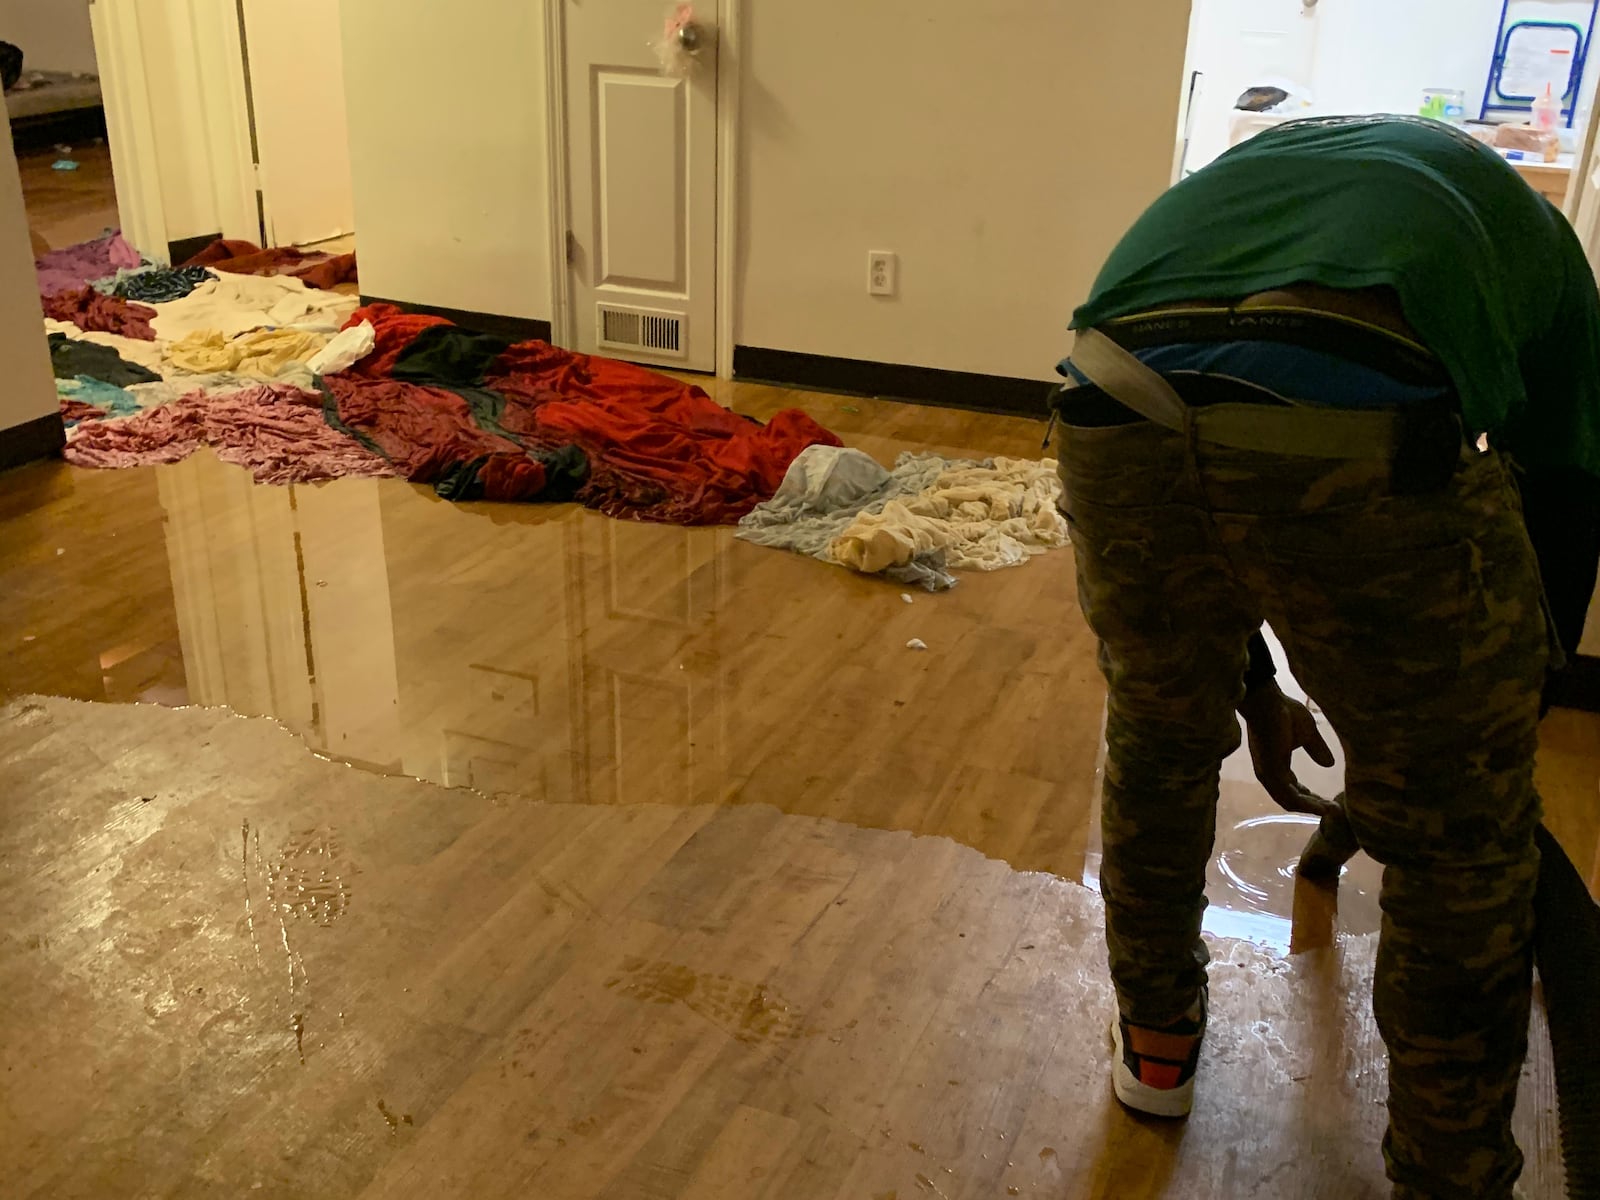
[47,332,161,388]
[1072,116,1600,477]
[389,325,511,386]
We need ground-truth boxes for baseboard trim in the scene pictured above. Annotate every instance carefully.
[732,345,1055,418]
[168,232,221,266]
[1546,653,1600,714]
[0,412,66,473]
[359,296,552,344]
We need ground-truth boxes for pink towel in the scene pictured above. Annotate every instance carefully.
[64,383,398,486]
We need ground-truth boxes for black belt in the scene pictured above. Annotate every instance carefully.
[1099,305,1450,389]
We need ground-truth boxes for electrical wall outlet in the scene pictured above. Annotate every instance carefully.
[868,250,897,297]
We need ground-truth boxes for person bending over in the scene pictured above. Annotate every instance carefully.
[1055,115,1600,1199]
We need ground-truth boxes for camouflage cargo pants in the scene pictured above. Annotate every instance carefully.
[1057,408,1548,1200]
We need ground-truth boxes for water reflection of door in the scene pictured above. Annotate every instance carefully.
[157,455,402,770]
[570,519,728,809]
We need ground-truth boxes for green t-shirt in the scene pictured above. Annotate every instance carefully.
[1072,116,1600,477]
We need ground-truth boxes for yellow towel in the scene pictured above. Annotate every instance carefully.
[166,327,329,379]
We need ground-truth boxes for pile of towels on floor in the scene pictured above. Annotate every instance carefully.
[40,232,841,524]
[737,444,1069,588]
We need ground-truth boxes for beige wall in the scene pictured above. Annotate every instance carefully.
[0,0,97,75]
[0,100,59,434]
[336,1,1190,378]
[735,1,1193,381]
[340,0,551,320]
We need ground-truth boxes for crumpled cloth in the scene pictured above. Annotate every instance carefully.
[127,367,315,410]
[306,320,375,376]
[340,303,452,377]
[739,444,894,535]
[485,339,842,524]
[58,376,143,429]
[63,383,398,486]
[739,449,1067,587]
[60,396,109,426]
[166,328,328,379]
[738,447,958,588]
[42,286,156,339]
[149,274,358,341]
[830,456,1069,574]
[48,332,162,387]
[112,264,213,304]
[91,265,158,295]
[44,319,167,374]
[181,238,358,290]
[36,231,142,297]
[321,374,546,487]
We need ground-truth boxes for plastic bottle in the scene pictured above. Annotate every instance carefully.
[1533,83,1561,132]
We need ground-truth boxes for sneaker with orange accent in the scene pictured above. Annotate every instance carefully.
[1109,992,1206,1118]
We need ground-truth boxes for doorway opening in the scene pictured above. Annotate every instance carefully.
[1176,0,1600,213]
[5,6,118,258]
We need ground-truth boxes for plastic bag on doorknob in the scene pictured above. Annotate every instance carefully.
[654,2,707,76]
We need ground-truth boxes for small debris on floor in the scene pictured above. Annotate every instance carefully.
[137,795,154,804]
[906,638,928,651]
[55,547,64,555]
[52,160,78,172]
[841,405,860,414]
[315,580,328,587]
[900,593,914,605]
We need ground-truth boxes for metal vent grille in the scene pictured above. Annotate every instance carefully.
[597,304,685,357]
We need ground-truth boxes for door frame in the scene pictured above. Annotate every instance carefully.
[541,0,741,378]
[89,0,167,258]
[89,0,260,262]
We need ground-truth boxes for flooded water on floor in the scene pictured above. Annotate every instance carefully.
[0,443,1382,948]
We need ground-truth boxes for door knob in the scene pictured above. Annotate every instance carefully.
[677,21,704,52]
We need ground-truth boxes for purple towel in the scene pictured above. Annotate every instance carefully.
[35,232,142,298]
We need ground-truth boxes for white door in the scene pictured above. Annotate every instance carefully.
[563,0,718,372]
[1180,0,1320,173]
[239,0,355,246]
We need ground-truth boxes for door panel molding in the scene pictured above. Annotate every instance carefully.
[593,69,688,292]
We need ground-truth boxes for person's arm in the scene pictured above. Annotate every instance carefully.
[1237,630,1338,817]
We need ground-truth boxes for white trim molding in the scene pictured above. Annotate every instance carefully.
[714,0,739,378]
[543,0,573,347]
[89,0,169,259]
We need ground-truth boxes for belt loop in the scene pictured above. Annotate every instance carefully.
[1183,401,1200,454]
[1181,398,1208,502]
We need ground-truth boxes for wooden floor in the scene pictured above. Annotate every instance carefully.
[0,390,1591,1197]
[19,139,118,251]
[0,694,1566,1200]
[5,152,1595,1197]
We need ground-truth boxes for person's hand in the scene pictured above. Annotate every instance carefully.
[1237,681,1338,817]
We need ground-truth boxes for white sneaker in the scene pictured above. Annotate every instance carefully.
[1108,995,1205,1119]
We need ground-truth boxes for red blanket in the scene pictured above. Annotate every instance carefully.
[338,304,842,524]
[320,375,556,501]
